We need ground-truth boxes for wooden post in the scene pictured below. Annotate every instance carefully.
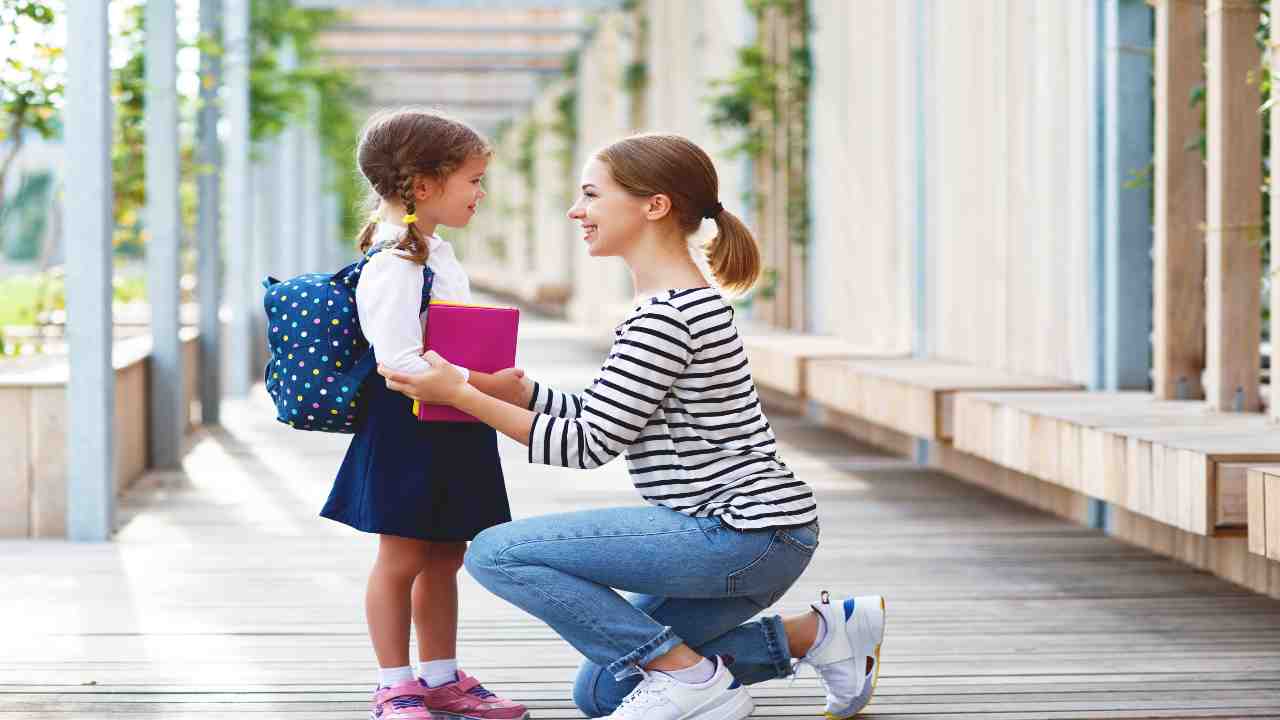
[1205,0,1262,412]
[146,0,183,467]
[64,1,114,540]
[1272,5,1280,422]
[1152,0,1206,401]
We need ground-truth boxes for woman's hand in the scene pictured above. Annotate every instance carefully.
[491,367,534,407]
[379,351,468,406]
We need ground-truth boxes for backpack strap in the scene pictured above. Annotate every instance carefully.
[346,251,436,386]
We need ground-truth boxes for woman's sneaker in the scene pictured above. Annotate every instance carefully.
[604,656,753,720]
[797,591,886,719]
[372,681,434,720]
[416,670,530,720]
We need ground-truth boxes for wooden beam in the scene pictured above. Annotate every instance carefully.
[1204,0,1263,411]
[1152,0,1206,400]
[1273,1,1280,422]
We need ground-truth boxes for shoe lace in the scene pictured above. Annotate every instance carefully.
[466,683,498,701]
[614,667,666,712]
[389,694,428,711]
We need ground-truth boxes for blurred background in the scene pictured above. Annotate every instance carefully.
[1,0,1279,648]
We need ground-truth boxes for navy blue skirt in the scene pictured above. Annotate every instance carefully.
[321,369,512,541]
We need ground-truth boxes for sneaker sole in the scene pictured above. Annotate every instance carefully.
[823,595,886,720]
[431,712,531,720]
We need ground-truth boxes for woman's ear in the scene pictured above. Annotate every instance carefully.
[413,175,439,202]
[645,194,673,221]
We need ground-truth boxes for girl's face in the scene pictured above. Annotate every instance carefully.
[567,158,650,257]
[417,154,488,228]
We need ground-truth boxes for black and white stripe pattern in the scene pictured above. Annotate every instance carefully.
[527,288,816,530]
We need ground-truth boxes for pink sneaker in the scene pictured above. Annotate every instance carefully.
[416,670,529,720]
[372,681,434,720]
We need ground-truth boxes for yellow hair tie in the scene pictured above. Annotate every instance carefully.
[402,214,417,224]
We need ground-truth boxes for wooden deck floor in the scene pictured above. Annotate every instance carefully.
[3,312,1280,718]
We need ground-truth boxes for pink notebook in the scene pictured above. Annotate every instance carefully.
[412,300,520,422]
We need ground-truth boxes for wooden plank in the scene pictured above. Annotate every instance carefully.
[1204,0,1263,411]
[1152,0,1207,400]
[1269,472,1280,561]
[1215,462,1249,528]
[0,388,32,537]
[1249,468,1270,555]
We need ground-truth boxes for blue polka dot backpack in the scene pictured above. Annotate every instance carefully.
[261,251,434,432]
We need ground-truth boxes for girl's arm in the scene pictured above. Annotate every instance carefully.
[380,303,693,469]
[358,253,469,380]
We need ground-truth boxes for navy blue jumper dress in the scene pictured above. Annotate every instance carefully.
[320,253,512,542]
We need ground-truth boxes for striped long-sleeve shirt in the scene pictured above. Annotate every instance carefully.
[527,287,817,530]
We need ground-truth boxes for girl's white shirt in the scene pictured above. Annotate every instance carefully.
[356,221,471,379]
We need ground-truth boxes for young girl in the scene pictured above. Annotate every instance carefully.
[379,133,887,720]
[320,109,530,720]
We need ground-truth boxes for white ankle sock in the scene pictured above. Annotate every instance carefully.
[807,611,829,656]
[419,658,459,687]
[660,656,717,685]
[379,665,415,688]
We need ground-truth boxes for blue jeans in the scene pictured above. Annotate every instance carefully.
[464,506,819,717]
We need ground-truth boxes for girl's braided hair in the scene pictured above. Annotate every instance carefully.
[354,108,492,264]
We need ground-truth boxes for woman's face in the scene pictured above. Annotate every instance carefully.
[566,158,649,257]
[419,154,488,228]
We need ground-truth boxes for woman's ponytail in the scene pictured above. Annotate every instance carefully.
[706,208,761,295]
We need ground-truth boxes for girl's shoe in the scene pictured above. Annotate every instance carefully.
[603,656,753,720]
[796,591,886,719]
[417,670,530,720]
[372,681,434,720]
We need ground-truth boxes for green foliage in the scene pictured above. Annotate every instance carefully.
[0,0,63,219]
[707,45,775,159]
[248,1,367,242]
[0,170,52,259]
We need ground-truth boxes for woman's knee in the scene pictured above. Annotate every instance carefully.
[572,660,620,718]
[463,525,514,581]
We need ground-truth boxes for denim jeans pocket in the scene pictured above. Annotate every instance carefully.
[726,526,816,606]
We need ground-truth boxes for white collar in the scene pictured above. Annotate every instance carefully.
[373,221,444,252]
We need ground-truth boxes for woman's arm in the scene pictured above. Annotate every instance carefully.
[380,358,537,445]
[380,303,694,469]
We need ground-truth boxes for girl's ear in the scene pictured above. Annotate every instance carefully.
[413,175,439,202]
[645,193,673,221]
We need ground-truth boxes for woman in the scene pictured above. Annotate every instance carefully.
[379,134,885,720]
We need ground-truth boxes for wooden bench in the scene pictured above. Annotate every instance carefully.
[804,357,1083,442]
[740,333,897,398]
[1248,466,1280,560]
[954,391,1280,535]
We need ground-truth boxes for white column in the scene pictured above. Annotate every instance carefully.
[252,142,274,372]
[64,1,114,540]
[223,0,254,396]
[146,0,183,468]
[277,40,304,278]
[197,0,223,424]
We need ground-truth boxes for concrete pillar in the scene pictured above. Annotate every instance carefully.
[223,0,254,396]
[197,0,223,424]
[64,1,115,541]
[146,0,184,468]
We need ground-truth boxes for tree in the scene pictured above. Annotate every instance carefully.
[0,1,63,217]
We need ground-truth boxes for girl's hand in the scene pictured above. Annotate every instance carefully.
[492,367,534,407]
[379,351,468,406]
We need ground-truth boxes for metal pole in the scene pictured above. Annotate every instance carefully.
[223,0,254,395]
[146,0,183,468]
[64,1,115,541]
[197,0,223,424]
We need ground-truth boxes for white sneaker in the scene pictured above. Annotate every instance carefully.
[798,591,886,719]
[604,656,753,720]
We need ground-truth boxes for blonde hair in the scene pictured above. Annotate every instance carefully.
[594,133,761,294]
[353,108,492,263]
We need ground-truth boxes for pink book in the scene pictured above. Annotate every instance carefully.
[412,301,520,422]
